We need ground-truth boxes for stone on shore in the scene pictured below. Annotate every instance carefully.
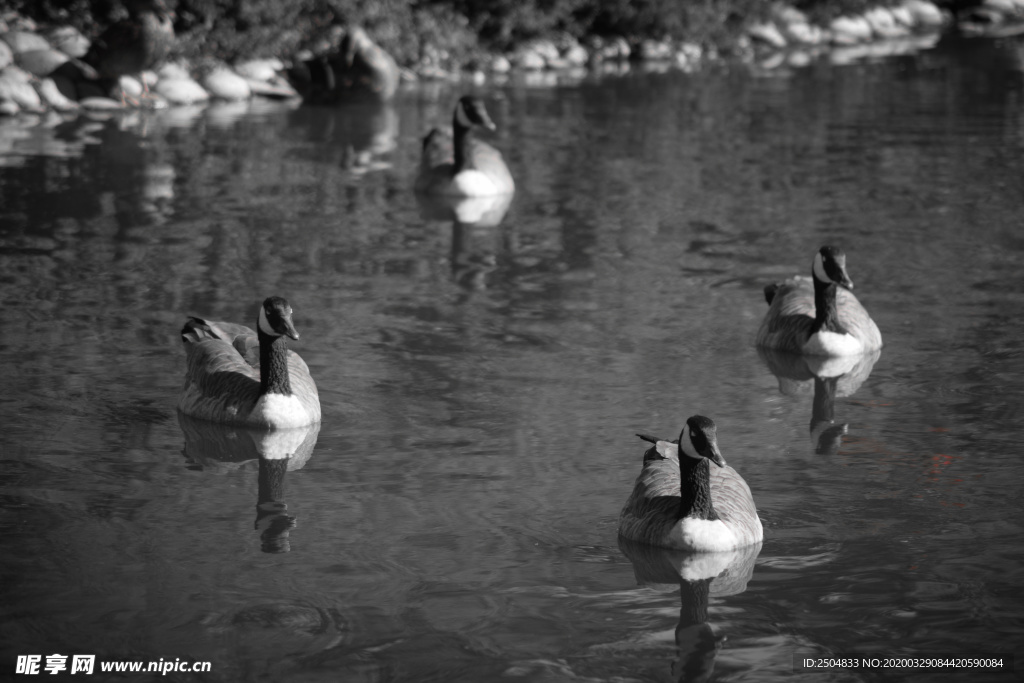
[15,48,69,78]
[202,67,251,101]
[1,31,50,54]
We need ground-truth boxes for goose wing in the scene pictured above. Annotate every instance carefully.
[283,351,322,423]
[179,336,262,422]
[756,276,816,349]
[415,128,456,193]
[618,443,682,545]
[182,316,259,367]
[709,466,763,545]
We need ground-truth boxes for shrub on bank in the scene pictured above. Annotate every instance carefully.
[7,0,945,67]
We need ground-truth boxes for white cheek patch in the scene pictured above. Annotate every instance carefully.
[258,307,278,337]
[813,252,829,282]
[678,424,703,461]
[804,330,863,356]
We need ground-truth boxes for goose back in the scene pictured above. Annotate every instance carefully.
[756,275,882,353]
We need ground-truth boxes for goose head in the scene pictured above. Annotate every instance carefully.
[678,415,727,469]
[257,296,300,340]
[454,96,497,132]
[812,246,854,291]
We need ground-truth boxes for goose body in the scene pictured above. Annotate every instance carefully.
[84,0,174,81]
[178,297,321,429]
[618,416,763,553]
[415,96,515,198]
[756,246,882,356]
[288,26,399,104]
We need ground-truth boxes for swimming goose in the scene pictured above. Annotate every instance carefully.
[414,96,515,197]
[178,297,321,429]
[618,416,763,553]
[756,246,882,356]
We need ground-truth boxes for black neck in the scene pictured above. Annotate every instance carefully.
[678,456,719,521]
[453,109,475,171]
[811,277,847,335]
[258,328,292,395]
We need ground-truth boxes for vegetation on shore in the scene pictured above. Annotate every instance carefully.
[8,0,954,70]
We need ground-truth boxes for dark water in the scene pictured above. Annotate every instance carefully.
[2,37,1024,682]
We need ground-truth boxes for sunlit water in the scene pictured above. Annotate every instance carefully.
[2,37,1024,682]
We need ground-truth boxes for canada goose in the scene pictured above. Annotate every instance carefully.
[414,96,515,197]
[288,26,400,104]
[178,297,321,429]
[756,246,882,356]
[618,416,763,552]
[83,0,174,84]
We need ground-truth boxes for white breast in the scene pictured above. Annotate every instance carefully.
[252,393,314,430]
[450,169,499,197]
[666,517,740,553]
[803,330,864,357]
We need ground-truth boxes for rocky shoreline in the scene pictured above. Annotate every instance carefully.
[1,0,1023,116]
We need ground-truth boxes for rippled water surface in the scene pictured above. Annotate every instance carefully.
[2,38,1024,682]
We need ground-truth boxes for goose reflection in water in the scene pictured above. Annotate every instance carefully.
[416,191,513,292]
[177,414,320,553]
[618,538,762,682]
[758,348,881,454]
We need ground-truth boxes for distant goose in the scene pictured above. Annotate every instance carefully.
[414,96,515,197]
[178,297,321,429]
[83,0,174,85]
[756,246,882,356]
[619,416,763,552]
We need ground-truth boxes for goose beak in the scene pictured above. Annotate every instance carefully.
[707,443,726,468]
[282,318,300,341]
[838,272,854,291]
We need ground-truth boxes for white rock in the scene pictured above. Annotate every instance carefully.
[489,54,511,73]
[157,62,191,82]
[80,96,124,111]
[890,5,916,26]
[562,43,589,66]
[233,58,283,82]
[1,31,50,54]
[773,5,809,25]
[865,7,909,37]
[0,99,18,115]
[0,41,11,70]
[0,67,41,110]
[903,0,945,27]
[831,15,874,43]
[118,75,144,98]
[749,22,788,48]
[35,77,77,110]
[512,49,546,70]
[202,68,251,100]
[155,77,210,105]
[784,21,822,44]
[639,38,673,61]
[16,48,68,77]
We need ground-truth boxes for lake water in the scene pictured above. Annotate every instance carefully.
[2,35,1023,682]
